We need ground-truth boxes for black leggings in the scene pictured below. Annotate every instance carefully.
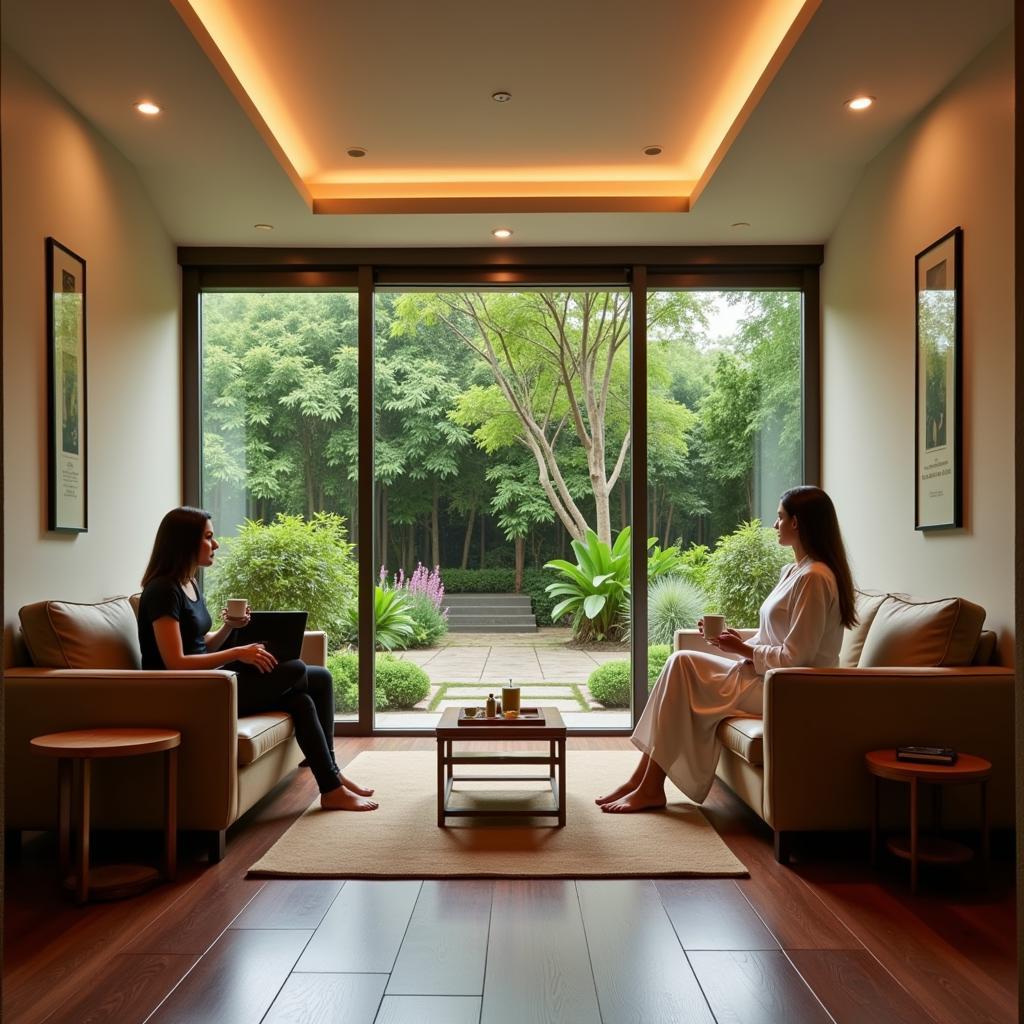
[231,659,340,794]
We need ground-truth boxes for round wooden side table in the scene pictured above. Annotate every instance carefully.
[865,748,991,894]
[30,727,181,903]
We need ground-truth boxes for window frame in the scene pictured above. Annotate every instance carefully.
[182,247,821,736]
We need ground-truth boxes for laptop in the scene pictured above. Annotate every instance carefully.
[231,610,308,663]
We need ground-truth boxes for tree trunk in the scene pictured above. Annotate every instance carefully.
[619,482,628,532]
[461,502,477,569]
[379,486,388,574]
[663,502,674,548]
[407,523,415,574]
[431,483,440,568]
[479,513,486,569]
[514,536,525,593]
[650,484,658,541]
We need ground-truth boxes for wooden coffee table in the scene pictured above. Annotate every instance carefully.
[31,727,181,903]
[865,748,991,893]
[435,706,567,827]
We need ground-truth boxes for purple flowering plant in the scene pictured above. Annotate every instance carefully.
[379,562,448,620]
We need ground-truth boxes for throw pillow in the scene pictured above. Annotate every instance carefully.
[19,597,142,670]
[838,590,890,668]
[857,594,985,668]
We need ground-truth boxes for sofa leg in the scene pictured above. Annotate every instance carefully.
[207,830,226,864]
[774,829,794,864]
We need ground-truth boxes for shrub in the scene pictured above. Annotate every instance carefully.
[647,644,672,686]
[325,651,431,711]
[586,661,631,707]
[375,654,430,709]
[706,520,793,627]
[404,591,448,647]
[206,513,356,648]
[647,576,707,645]
[678,543,712,591]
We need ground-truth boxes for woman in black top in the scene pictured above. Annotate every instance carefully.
[139,506,377,812]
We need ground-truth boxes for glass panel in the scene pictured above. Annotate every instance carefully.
[643,290,803,692]
[373,289,632,730]
[199,290,360,723]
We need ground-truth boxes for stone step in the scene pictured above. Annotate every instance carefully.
[444,596,534,608]
[448,624,539,634]
[446,613,538,627]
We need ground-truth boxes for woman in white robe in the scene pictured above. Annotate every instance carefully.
[598,486,856,813]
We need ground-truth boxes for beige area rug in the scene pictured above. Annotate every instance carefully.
[248,751,747,879]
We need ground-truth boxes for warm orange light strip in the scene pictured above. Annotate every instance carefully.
[172,0,820,216]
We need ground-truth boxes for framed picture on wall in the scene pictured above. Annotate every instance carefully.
[46,237,88,532]
[914,226,962,531]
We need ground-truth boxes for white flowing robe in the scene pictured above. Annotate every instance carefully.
[632,557,844,802]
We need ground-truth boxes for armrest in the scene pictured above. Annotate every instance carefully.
[4,668,241,831]
[761,666,1015,830]
[301,630,328,667]
[673,628,756,660]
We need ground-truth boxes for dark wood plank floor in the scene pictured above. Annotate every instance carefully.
[4,737,1016,1023]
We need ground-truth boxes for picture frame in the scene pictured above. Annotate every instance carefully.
[914,227,962,531]
[46,237,88,532]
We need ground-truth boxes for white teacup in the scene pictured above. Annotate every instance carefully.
[703,614,726,640]
[226,598,248,622]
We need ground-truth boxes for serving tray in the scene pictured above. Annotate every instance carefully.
[458,706,543,726]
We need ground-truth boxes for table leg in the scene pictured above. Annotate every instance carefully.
[57,758,72,878]
[909,776,919,895]
[436,739,445,827]
[77,758,91,904]
[558,739,566,828]
[870,775,879,866]
[164,748,178,881]
[980,779,990,880]
[932,784,943,832]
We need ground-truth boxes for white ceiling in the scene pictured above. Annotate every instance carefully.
[1,0,1013,247]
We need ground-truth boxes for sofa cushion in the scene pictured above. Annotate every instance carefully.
[858,595,985,668]
[19,597,142,670]
[237,712,295,766]
[717,716,763,767]
[839,590,890,668]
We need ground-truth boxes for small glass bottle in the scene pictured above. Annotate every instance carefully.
[486,693,496,718]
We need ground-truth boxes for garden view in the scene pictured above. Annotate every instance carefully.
[200,287,802,728]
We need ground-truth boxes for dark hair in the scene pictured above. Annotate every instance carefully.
[141,506,212,587]
[780,486,857,628]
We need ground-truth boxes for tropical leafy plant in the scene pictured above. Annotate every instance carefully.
[206,513,357,647]
[544,527,632,641]
[340,586,416,651]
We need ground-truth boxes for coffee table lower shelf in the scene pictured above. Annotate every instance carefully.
[435,707,567,828]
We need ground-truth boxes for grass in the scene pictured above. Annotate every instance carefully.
[428,681,591,712]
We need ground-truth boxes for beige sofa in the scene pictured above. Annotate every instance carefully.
[5,596,327,862]
[674,591,1014,863]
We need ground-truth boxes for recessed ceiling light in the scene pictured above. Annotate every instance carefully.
[492,228,513,239]
[731,221,751,228]
[254,223,274,231]
[845,95,875,111]
[642,145,663,157]
[134,101,162,116]
[491,91,512,103]
[347,147,367,158]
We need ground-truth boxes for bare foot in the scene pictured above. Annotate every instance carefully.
[320,787,378,811]
[340,775,374,797]
[595,778,643,806]
[599,788,667,813]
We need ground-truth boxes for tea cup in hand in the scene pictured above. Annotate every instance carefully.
[225,598,249,627]
[702,614,726,641]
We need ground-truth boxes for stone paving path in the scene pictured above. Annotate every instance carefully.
[394,627,628,685]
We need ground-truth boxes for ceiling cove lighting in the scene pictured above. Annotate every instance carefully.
[491,228,513,239]
[845,95,874,111]
[134,101,162,115]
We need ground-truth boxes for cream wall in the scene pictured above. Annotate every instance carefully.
[1,49,181,661]
[822,29,1014,663]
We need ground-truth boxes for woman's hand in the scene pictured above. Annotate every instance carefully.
[714,628,754,660]
[232,642,277,674]
[221,604,251,629]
